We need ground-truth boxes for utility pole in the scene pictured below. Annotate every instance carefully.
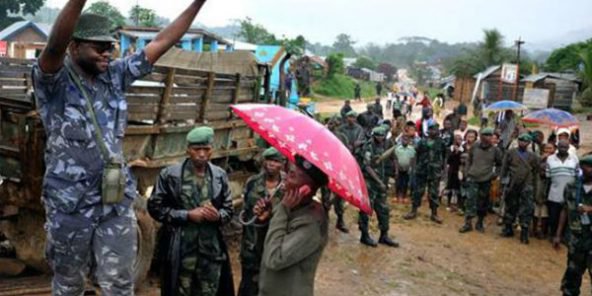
[513,37,525,101]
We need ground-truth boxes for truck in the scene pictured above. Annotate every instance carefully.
[0,47,271,288]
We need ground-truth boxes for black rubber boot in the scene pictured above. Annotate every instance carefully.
[520,228,529,244]
[403,207,418,220]
[500,224,514,237]
[459,218,473,233]
[378,231,400,248]
[430,208,443,224]
[336,215,349,233]
[360,231,378,247]
[475,216,485,233]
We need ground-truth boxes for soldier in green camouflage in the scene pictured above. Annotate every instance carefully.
[358,126,399,247]
[238,147,286,296]
[499,133,539,244]
[148,127,234,296]
[321,115,350,233]
[404,122,446,223]
[556,155,592,295]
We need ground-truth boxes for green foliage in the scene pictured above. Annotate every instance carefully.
[353,56,377,70]
[545,40,592,72]
[481,29,505,66]
[85,1,125,29]
[332,33,356,57]
[312,74,374,99]
[579,49,592,107]
[0,0,44,29]
[236,17,278,44]
[326,53,345,78]
[282,35,305,56]
[410,65,432,86]
[129,5,158,27]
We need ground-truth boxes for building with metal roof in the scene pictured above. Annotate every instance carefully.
[0,21,51,58]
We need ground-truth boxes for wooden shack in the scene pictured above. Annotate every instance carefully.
[521,73,581,111]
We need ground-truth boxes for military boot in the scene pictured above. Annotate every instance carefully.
[520,228,529,244]
[378,231,400,248]
[360,231,378,247]
[500,224,514,237]
[459,218,473,233]
[475,217,485,233]
[403,207,418,220]
[430,208,443,224]
[336,215,349,233]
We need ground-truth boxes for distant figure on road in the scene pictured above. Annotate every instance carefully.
[373,97,384,119]
[354,83,362,101]
[376,82,383,97]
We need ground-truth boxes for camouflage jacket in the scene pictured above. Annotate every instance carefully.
[564,179,592,235]
[415,137,447,176]
[359,139,392,184]
[240,172,286,270]
[32,51,153,215]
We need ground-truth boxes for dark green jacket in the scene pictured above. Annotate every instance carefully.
[259,201,328,296]
[500,148,539,187]
[415,137,447,176]
[148,158,234,296]
[565,180,592,235]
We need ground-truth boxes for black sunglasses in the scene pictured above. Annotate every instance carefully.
[76,40,115,54]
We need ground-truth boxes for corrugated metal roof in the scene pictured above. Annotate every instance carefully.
[120,30,201,40]
[522,72,581,83]
[474,65,501,79]
[0,21,50,41]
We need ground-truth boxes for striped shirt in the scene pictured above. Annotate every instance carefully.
[546,154,579,203]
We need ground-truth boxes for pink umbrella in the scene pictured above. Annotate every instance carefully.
[231,104,371,214]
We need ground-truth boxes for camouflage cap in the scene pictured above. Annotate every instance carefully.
[480,127,494,135]
[186,126,214,146]
[73,14,117,42]
[262,147,285,161]
[372,126,387,136]
[518,133,532,142]
[346,110,358,117]
[580,155,592,167]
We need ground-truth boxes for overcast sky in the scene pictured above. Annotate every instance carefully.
[46,0,592,46]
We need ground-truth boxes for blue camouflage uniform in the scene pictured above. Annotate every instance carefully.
[33,50,153,295]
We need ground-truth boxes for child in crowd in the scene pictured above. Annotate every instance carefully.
[446,132,464,211]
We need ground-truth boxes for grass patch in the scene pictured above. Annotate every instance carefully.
[312,74,377,100]
[467,116,480,126]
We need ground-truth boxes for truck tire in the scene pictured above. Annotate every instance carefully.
[133,208,155,290]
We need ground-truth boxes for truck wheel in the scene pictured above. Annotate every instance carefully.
[133,208,156,290]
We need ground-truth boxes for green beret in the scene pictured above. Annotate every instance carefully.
[262,147,285,161]
[295,155,328,186]
[580,155,592,166]
[186,126,214,145]
[346,110,358,117]
[329,115,342,123]
[428,122,440,129]
[372,126,387,136]
[518,133,532,142]
[480,127,494,135]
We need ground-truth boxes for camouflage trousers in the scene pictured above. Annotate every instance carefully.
[237,267,259,296]
[464,180,492,218]
[561,233,592,296]
[503,183,534,228]
[412,174,441,210]
[178,255,222,296]
[359,183,389,233]
[44,206,137,296]
[321,186,345,217]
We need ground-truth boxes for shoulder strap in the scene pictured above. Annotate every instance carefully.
[66,66,112,162]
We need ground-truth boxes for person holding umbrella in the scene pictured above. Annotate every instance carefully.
[357,126,400,247]
[238,147,286,296]
[255,155,330,296]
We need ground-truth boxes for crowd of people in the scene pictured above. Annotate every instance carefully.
[333,94,592,295]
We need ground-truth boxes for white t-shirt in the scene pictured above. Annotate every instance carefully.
[546,154,580,203]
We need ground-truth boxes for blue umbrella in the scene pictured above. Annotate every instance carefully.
[522,108,579,127]
[484,100,528,112]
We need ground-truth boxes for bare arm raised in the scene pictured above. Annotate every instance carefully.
[38,0,87,74]
[144,0,208,64]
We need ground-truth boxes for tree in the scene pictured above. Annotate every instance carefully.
[376,63,397,81]
[545,40,592,72]
[0,0,44,30]
[282,35,305,56]
[579,48,592,106]
[353,56,377,70]
[332,33,356,57]
[85,1,125,29]
[480,28,505,66]
[325,53,345,78]
[236,17,278,44]
[129,5,158,27]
